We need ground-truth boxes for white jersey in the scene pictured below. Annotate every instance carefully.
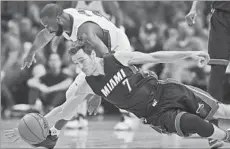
[62,8,120,51]
[75,1,111,20]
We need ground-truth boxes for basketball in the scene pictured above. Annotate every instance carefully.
[18,113,49,145]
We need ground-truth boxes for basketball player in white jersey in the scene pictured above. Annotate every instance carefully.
[72,1,123,28]
[63,1,138,130]
[20,3,136,135]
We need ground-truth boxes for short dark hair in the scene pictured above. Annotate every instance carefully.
[68,44,94,56]
[40,3,63,19]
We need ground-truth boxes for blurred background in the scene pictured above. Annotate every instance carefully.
[2,1,229,119]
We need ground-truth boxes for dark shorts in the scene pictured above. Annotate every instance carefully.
[146,79,219,136]
[208,9,230,60]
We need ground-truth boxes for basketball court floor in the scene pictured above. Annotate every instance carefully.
[1,116,230,148]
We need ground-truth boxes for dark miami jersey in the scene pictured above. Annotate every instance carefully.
[212,1,230,13]
[85,54,158,118]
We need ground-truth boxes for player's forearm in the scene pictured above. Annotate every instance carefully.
[45,94,86,126]
[28,29,54,55]
[84,31,109,57]
[190,1,201,12]
[27,78,44,89]
[150,51,194,63]
[111,4,123,28]
[94,43,109,57]
[115,12,123,28]
[51,36,63,52]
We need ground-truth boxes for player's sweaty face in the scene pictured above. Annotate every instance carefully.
[71,49,96,76]
[41,17,63,36]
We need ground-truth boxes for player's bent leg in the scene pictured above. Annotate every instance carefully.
[177,112,222,138]
[150,109,228,142]
[175,111,230,146]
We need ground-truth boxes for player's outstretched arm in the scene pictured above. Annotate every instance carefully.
[185,1,202,25]
[103,1,123,28]
[115,51,209,67]
[44,72,94,126]
[21,29,55,69]
[78,23,109,57]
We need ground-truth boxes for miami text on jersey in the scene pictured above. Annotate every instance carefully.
[101,69,126,97]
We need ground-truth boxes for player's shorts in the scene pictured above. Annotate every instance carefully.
[208,9,230,60]
[145,78,219,136]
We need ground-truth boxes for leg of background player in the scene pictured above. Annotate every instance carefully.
[208,10,230,103]
[65,100,88,129]
[207,9,230,148]
[208,65,226,102]
[114,109,139,131]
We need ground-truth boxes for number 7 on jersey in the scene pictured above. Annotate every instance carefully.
[122,78,132,92]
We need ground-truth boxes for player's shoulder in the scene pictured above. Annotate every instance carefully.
[113,51,133,66]
[74,71,86,84]
[114,51,131,58]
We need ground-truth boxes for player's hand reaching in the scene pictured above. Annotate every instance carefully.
[192,51,210,68]
[185,10,197,26]
[4,128,21,142]
[21,54,36,70]
[87,95,102,115]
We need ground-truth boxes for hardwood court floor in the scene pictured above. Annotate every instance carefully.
[1,116,230,148]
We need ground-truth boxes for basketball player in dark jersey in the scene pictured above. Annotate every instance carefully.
[8,44,230,148]
[56,45,230,148]
[186,1,230,148]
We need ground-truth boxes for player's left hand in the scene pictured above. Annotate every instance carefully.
[21,53,36,69]
[185,10,197,26]
[4,128,20,142]
[87,95,101,115]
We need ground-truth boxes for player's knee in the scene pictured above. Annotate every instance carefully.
[175,112,214,138]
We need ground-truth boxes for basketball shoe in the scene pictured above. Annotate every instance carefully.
[32,128,59,149]
[208,138,224,149]
[208,128,230,149]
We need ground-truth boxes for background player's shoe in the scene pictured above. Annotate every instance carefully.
[65,117,88,129]
[32,130,58,149]
[208,138,224,149]
[114,115,139,131]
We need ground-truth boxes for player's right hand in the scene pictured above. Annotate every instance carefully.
[4,128,20,142]
[21,54,36,70]
[194,51,210,68]
[185,10,197,26]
